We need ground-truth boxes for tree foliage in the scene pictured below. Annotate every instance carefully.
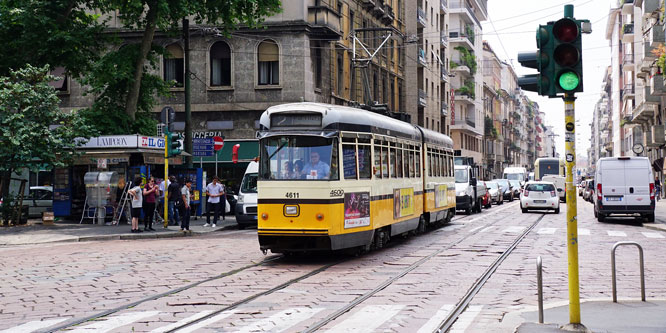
[0,65,98,196]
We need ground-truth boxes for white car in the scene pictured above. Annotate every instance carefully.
[520,181,560,214]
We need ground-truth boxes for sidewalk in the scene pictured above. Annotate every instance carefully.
[644,198,666,233]
[0,215,240,246]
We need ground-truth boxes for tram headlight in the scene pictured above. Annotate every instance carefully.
[284,205,299,217]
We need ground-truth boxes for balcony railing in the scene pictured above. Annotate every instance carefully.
[621,84,635,99]
[307,5,342,40]
[449,1,481,27]
[466,118,475,127]
[441,0,448,12]
[441,102,448,116]
[623,53,634,65]
[418,48,427,67]
[441,67,449,81]
[418,89,427,107]
[440,33,448,46]
[417,7,427,27]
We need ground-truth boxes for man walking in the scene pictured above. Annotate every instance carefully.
[204,176,224,227]
[167,176,180,226]
[180,179,193,232]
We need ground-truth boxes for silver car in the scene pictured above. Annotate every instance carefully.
[485,181,503,205]
[26,186,53,218]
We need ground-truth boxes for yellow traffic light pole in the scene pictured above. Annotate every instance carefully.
[563,93,584,330]
[163,133,169,228]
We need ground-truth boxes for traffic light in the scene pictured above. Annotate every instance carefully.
[517,23,554,96]
[166,130,182,157]
[552,18,583,94]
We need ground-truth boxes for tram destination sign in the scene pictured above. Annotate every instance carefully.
[270,113,322,127]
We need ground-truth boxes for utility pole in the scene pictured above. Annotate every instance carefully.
[183,18,192,168]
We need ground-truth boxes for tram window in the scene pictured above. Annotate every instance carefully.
[389,148,395,178]
[373,146,381,178]
[381,146,389,178]
[396,149,403,178]
[259,136,337,180]
[415,151,421,177]
[358,145,371,179]
[342,145,357,179]
[408,150,415,177]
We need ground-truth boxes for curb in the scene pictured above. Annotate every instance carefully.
[643,222,666,232]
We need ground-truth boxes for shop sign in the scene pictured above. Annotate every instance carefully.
[139,136,165,149]
[80,135,138,148]
[193,131,226,139]
[77,156,129,165]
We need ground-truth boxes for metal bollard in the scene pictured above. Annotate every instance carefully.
[611,241,645,302]
[537,256,544,323]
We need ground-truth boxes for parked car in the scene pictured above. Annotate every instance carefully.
[594,157,655,222]
[485,181,503,205]
[479,181,492,209]
[509,179,523,197]
[520,181,560,214]
[543,175,566,203]
[1,186,53,218]
[578,180,587,196]
[492,179,514,202]
[583,179,595,203]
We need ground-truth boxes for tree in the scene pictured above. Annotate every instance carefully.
[0,65,97,204]
[94,0,282,120]
[0,0,106,77]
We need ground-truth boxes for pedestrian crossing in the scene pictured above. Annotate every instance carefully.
[468,225,665,239]
[1,304,485,333]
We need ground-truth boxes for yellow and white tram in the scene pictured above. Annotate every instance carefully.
[257,103,455,253]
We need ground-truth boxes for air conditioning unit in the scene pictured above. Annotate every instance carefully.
[651,124,665,146]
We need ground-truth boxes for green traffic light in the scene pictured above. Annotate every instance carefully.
[559,71,579,91]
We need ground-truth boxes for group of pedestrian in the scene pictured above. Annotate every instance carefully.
[127,175,226,233]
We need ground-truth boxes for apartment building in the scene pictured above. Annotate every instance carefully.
[448,0,487,168]
[406,0,448,133]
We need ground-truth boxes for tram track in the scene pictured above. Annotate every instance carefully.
[48,201,534,332]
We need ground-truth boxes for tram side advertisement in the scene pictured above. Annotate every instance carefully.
[434,184,448,208]
[393,188,415,218]
[344,192,370,229]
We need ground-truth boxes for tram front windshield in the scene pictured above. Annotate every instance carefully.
[260,136,338,180]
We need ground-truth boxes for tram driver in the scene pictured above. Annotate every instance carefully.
[302,151,330,179]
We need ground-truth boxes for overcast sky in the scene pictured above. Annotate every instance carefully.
[481,0,615,158]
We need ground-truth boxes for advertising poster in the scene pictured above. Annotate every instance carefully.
[344,192,370,229]
[435,184,448,208]
[393,188,414,218]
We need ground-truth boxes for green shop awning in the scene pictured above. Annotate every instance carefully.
[196,140,258,163]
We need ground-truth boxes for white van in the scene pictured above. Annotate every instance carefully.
[503,167,528,186]
[235,161,258,228]
[454,165,485,214]
[593,157,655,222]
[542,175,566,203]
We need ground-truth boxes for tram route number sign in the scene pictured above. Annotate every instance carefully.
[192,138,214,157]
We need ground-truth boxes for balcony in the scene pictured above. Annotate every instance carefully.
[441,102,448,116]
[440,33,448,47]
[632,101,658,124]
[418,48,427,67]
[449,0,481,28]
[645,23,665,61]
[643,0,661,18]
[371,1,385,17]
[622,54,634,72]
[455,92,474,104]
[380,4,394,24]
[307,5,342,40]
[621,84,635,101]
[622,23,634,43]
[449,30,474,50]
[441,67,450,82]
[451,116,478,133]
[418,89,427,107]
[450,63,471,77]
[622,0,634,15]
[417,7,427,27]
[649,124,666,147]
[440,0,448,12]
[651,75,666,95]
[361,0,376,8]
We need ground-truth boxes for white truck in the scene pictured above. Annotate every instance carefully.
[235,161,258,229]
[542,175,566,203]
[503,166,528,186]
[454,165,485,215]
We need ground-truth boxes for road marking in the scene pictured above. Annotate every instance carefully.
[642,232,665,239]
[416,304,454,333]
[174,311,236,333]
[150,311,214,333]
[607,231,627,237]
[0,318,68,333]
[449,305,483,333]
[468,226,484,233]
[503,226,525,234]
[480,226,494,233]
[537,228,557,234]
[69,311,159,333]
[578,228,590,236]
[327,305,404,332]
[236,307,324,333]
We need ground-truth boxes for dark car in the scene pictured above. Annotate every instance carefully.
[492,179,514,201]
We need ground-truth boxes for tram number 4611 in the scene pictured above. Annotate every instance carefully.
[285,192,300,198]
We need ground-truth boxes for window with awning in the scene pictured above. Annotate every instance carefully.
[258,40,279,85]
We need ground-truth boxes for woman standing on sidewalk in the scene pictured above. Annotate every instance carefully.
[128,177,143,233]
[142,177,158,231]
